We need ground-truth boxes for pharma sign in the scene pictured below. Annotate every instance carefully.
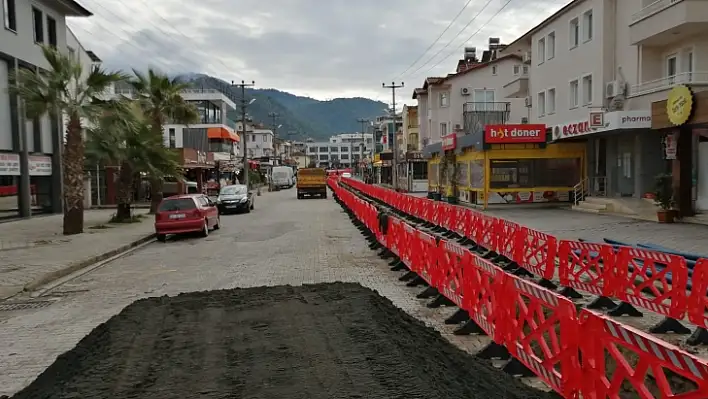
[484,124,546,144]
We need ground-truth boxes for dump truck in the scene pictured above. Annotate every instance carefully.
[296,168,327,199]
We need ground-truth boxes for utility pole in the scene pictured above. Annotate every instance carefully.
[268,112,279,138]
[357,118,369,177]
[232,80,255,188]
[382,82,404,189]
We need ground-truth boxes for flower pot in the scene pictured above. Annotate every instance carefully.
[432,193,442,201]
[447,196,458,204]
[657,210,675,223]
[427,192,435,199]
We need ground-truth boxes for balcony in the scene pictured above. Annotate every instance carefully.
[630,0,708,46]
[629,71,708,97]
[503,74,529,98]
[463,102,511,135]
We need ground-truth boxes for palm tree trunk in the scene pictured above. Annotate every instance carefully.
[115,161,134,222]
[149,113,165,214]
[62,115,84,235]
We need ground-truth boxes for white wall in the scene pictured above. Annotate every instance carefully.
[0,61,12,150]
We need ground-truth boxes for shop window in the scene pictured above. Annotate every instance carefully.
[489,158,581,189]
[412,162,427,180]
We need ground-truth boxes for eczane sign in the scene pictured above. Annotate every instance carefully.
[484,124,546,144]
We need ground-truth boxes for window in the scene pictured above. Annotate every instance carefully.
[319,154,328,161]
[330,146,337,152]
[340,146,348,152]
[439,92,449,107]
[32,117,41,153]
[471,89,495,111]
[169,128,176,148]
[489,158,581,189]
[569,79,579,108]
[547,88,556,114]
[341,154,349,160]
[666,55,678,85]
[492,65,498,75]
[537,91,546,117]
[569,17,579,48]
[583,10,593,42]
[251,134,256,141]
[318,146,327,152]
[523,65,529,75]
[440,122,448,137]
[4,0,16,31]
[582,74,593,105]
[47,16,56,47]
[513,65,520,75]
[308,146,317,153]
[538,38,545,64]
[32,7,43,43]
[547,32,556,59]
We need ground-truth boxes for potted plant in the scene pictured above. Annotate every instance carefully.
[654,173,675,223]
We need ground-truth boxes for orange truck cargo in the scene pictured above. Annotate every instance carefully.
[296,168,327,199]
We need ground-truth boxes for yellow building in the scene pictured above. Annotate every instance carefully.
[402,105,419,151]
[427,124,585,208]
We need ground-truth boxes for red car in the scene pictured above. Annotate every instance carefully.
[154,194,220,242]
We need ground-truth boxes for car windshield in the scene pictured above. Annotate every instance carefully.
[220,186,247,195]
[158,198,196,212]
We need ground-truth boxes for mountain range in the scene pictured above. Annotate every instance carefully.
[180,74,387,142]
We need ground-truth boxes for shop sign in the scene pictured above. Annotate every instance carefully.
[664,133,677,160]
[484,124,546,144]
[589,111,604,128]
[552,120,592,140]
[29,155,52,176]
[0,153,20,176]
[667,85,694,126]
[442,134,457,150]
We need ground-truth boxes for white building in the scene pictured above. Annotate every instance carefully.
[0,0,93,217]
[306,133,374,167]
[236,121,274,159]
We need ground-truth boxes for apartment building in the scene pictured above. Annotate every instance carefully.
[236,121,274,160]
[0,0,93,217]
[402,105,419,152]
[306,133,374,168]
[415,41,526,154]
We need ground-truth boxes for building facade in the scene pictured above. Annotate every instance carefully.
[306,133,374,168]
[0,0,93,217]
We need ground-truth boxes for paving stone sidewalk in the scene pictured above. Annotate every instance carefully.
[0,209,154,299]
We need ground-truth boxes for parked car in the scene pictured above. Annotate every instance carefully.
[341,172,352,178]
[216,184,254,214]
[154,194,220,242]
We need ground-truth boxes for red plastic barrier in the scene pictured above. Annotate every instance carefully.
[579,309,708,398]
[475,214,497,251]
[437,240,471,308]
[415,230,439,286]
[399,222,417,270]
[517,228,558,281]
[464,254,507,341]
[503,274,581,397]
[387,217,402,257]
[495,219,521,262]
[615,247,688,320]
[440,203,455,232]
[558,240,617,298]
[688,259,708,329]
[453,207,469,236]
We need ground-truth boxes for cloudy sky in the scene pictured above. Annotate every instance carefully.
[68,0,568,105]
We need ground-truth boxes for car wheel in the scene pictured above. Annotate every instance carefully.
[200,219,209,237]
[214,216,220,230]
[156,234,166,242]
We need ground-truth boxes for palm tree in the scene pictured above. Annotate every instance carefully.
[12,45,127,235]
[128,69,198,213]
[86,100,181,222]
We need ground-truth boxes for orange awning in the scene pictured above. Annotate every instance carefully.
[207,127,240,142]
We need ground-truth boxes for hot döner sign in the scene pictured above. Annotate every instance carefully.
[484,124,546,144]
[442,134,457,150]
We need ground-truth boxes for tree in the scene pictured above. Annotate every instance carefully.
[128,69,198,213]
[86,100,182,222]
[12,45,127,235]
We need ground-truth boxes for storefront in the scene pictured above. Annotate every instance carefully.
[552,110,657,199]
[0,153,56,216]
[651,85,708,216]
[427,124,585,208]
[402,151,428,193]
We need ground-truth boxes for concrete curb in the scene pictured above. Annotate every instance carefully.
[23,233,157,292]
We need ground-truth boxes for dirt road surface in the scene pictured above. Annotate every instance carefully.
[9,283,551,399]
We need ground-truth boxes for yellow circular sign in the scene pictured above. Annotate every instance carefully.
[667,85,694,126]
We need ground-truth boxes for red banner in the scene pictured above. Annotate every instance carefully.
[442,134,457,150]
[484,124,546,144]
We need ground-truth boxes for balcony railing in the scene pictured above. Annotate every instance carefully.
[631,0,682,23]
[463,102,511,135]
[630,71,708,96]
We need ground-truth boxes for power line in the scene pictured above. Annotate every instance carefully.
[421,0,515,76]
[395,0,476,79]
[404,0,496,79]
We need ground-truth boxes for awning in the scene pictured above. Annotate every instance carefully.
[207,127,240,142]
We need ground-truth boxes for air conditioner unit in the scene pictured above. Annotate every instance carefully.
[524,96,532,107]
[521,117,529,124]
[606,81,621,98]
[460,87,471,96]
[523,51,532,64]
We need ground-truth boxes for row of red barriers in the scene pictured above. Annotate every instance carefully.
[341,177,708,335]
[328,178,708,399]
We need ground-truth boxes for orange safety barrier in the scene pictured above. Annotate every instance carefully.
[579,309,708,398]
[415,230,439,286]
[558,240,617,299]
[615,247,688,320]
[516,228,557,283]
[475,214,497,252]
[688,259,708,330]
[464,254,507,342]
[503,274,581,397]
[399,222,417,270]
[495,219,521,262]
